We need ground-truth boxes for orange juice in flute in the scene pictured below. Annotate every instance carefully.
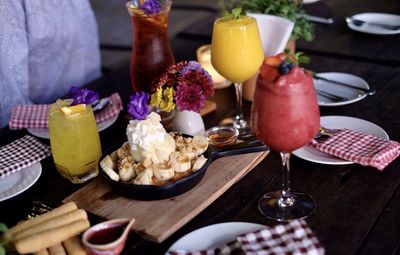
[211,8,264,130]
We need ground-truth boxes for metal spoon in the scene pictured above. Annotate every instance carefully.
[92,97,111,113]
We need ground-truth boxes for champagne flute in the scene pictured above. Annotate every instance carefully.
[251,59,320,221]
[211,15,264,130]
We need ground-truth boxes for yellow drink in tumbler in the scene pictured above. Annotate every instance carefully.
[48,100,102,183]
[211,16,264,83]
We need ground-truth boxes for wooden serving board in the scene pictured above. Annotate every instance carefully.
[64,151,268,243]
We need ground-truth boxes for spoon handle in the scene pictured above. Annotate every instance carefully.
[304,14,334,24]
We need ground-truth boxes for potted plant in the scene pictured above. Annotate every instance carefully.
[226,0,315,49]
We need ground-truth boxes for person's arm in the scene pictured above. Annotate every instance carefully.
[0,0,32,128]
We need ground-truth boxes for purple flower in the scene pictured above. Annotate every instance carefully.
[69,86,99,106]
[179,61,203,75]
[175,82,206,113]
[128,92,150,120]
[140,0,161,14]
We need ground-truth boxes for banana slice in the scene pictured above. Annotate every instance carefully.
[192,135,209,155]
[170,152,191,173]
[117,142,130,158]
[118,163,135,182]
[134,169,153,185]
[101,165,120,182]
[134,163,145,175]
[192,155,208,172]
[153,163,174,181]
[100,156,120,181]
[100,155,116,170]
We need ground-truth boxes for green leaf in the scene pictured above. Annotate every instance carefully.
[233,0,315,41]
[232,7,242,19]
[0,246,5,255]
[0,224,7,234]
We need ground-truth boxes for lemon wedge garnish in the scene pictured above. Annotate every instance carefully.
[60,104,86,116]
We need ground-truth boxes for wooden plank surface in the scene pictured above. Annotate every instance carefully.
[64,151,268,243]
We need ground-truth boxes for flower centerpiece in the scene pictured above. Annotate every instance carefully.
[127,61,214,135]
[128,61,214,119]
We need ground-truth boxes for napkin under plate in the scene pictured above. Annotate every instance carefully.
[9,93,123,130]
[0,135,51,178]
[167,220,324,255]
[313,128,400,170]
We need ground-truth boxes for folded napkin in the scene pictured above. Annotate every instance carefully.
[0,135,51,178]
[313,128,400,170]
[9,93,123,130]
[247,13,294,56]
[167,220,324,255]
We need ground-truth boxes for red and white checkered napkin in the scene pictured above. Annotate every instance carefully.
[8,93,123,130]
[0,135,51,178]
[167,220,324,255]
[8,104,50,129]
[313,128,400,170]
[94,93,123,123]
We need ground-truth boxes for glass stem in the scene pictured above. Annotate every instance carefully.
[233,82,246,129]
[279,152,294,207]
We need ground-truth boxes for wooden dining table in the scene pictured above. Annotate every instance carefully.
[1,0,400,254]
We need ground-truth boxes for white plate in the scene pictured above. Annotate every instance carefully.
[0,162,42,202]
[293,116,389,165]
[168,222,265,252]
[27,114,118,139]
[347,13,400,35]
[303,0,320,4]
[314,72,369,107]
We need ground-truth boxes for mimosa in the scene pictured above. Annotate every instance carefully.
[211,16,264,83]
[211,15,263,130]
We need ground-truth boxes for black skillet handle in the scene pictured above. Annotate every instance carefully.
[209,139,269,161]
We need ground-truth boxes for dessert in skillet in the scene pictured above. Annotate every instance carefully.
[100,112,208,185]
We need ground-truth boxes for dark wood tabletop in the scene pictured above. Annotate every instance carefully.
[300,0,400,65]
[1,0,400,254]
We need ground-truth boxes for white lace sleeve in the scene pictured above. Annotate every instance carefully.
[0,0,101,128]
[0,1,31,128]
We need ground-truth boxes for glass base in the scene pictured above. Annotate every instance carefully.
[258,190,316,222]
[233,118,247,130]
[57,167,98,184]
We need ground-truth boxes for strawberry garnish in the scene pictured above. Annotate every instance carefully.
[264,56,281,67]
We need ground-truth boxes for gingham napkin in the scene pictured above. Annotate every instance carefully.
[8,93,123,130]
[167,220,324,255]
[0,135,51,178]
[313,128,400,170]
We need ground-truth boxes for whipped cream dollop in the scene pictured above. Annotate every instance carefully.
[126,112,175,164]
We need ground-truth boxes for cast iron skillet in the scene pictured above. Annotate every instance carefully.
[100,138,268,200]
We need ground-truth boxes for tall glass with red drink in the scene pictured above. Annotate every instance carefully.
[126,0,175,93]
[251,54,320,221]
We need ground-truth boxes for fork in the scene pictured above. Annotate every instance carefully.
[316,89,349,102]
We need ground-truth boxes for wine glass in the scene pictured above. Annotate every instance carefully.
[211,16,264,131]
[251,63,320,221]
